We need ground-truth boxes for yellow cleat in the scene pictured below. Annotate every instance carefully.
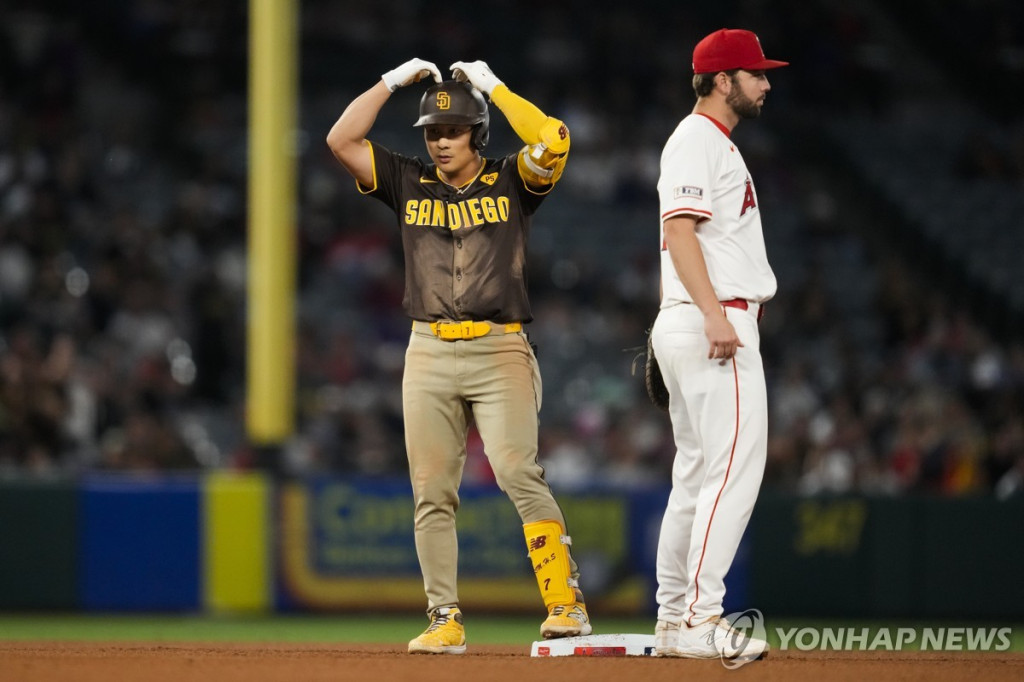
[408,606,467,654]
[540,597,592,639]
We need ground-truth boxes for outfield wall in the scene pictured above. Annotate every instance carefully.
[0,474,1020,618]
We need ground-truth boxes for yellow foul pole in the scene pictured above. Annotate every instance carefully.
[247,0,297,445]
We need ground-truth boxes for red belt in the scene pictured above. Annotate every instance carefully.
[721,298,765,322]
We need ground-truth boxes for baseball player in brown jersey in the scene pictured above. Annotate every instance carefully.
[326,58,589,654]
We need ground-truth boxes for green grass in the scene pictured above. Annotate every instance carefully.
[0,613,652,644]
[1,614,1022,652]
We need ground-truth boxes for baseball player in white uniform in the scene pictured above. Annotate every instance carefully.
[650,28,787,661]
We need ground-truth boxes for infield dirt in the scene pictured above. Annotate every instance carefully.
[2,642,1023,682]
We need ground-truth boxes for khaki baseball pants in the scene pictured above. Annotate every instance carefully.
[402,327,578,612]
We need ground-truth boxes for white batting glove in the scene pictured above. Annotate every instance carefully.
[381,58,442,92]
[449,60,503,97]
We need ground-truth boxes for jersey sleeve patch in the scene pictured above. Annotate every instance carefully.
[673,185,703,200]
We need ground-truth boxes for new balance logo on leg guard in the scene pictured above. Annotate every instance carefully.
[524,519,592,638]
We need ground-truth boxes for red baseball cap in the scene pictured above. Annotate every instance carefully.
[692,28,789,74]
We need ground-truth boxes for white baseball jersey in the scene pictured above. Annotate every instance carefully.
[657,113,776,307]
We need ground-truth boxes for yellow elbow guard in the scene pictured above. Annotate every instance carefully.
[517,119,570,187]
[524,519,578,608]
[492,85,570,188]
[518,142,568,187]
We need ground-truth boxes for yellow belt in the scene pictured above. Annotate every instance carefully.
[412,320,522,341]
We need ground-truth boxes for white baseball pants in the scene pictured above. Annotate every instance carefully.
[651,301,767,626]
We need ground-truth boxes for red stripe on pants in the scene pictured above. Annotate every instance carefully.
[686,355,740,627]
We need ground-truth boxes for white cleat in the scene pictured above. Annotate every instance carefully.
[655,617,768,661]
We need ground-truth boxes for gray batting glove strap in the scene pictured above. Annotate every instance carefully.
[382,58,442,92]
[449,60,503,97]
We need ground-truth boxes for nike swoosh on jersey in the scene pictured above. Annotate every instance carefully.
[419,176,437,184]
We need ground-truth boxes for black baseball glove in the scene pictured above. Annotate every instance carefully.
[632,327,670,411]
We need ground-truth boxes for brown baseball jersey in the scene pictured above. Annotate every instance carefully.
[357,142,549,324]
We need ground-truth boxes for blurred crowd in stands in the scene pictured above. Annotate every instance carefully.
[0,0,1022,498]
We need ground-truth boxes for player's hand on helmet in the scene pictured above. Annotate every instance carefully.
[381,58,442,92]
[449,60,503,97]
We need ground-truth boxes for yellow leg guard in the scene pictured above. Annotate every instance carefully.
[523,519,577,608]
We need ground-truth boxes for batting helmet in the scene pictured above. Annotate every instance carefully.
[414,81,490,151]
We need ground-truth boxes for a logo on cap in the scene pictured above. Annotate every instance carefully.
[436,92,451,110]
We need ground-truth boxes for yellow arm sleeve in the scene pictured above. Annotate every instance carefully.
[490,84,570,190]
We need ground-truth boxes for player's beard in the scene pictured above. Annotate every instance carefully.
[727,81,762,119]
